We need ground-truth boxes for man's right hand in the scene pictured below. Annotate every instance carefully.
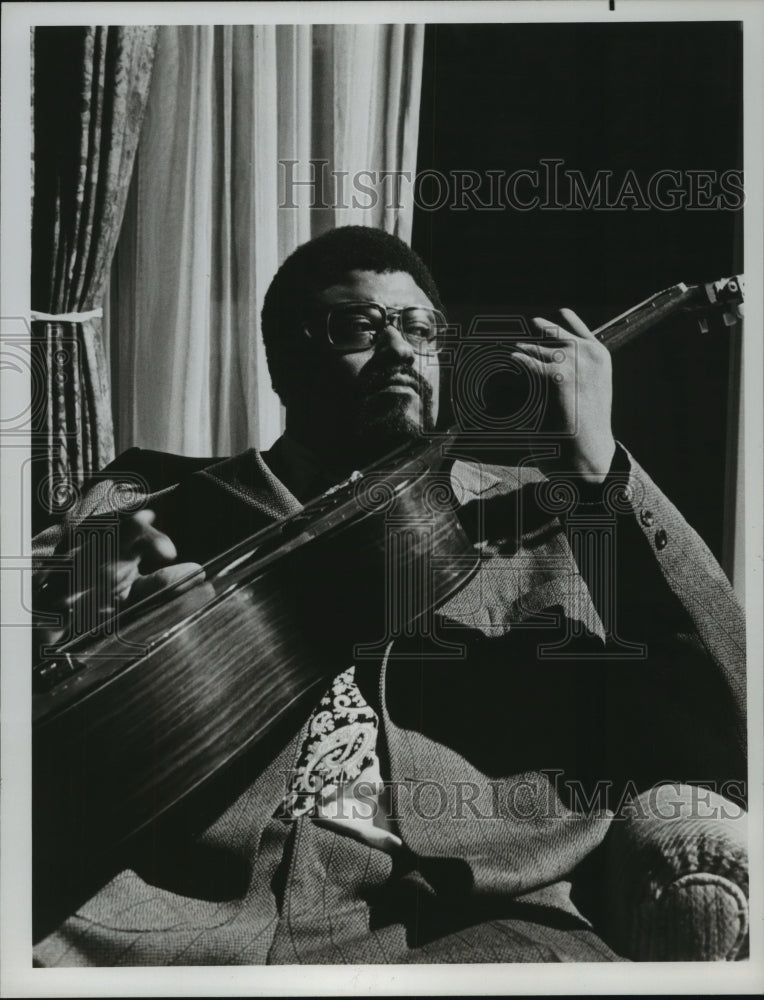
[34,509,205,648]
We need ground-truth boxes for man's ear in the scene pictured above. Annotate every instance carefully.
[279,331,320,409]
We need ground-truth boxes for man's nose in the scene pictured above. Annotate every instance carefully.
[377,323,416,362]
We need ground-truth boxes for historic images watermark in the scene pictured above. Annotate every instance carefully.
[280,158,746,213]
[276,771,748,823]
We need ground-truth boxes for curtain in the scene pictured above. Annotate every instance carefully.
[111,24,425,458]
[31,26,158,524]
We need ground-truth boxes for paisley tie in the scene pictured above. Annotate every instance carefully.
[281,666,380,819]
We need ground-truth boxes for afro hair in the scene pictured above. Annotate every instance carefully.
[261,226,444,401]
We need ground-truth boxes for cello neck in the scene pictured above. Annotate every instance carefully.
[593,275,744,352]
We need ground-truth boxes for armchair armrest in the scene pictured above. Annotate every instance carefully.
[602,783,748,961]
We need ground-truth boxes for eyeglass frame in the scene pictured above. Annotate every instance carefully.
[304,300,448,355]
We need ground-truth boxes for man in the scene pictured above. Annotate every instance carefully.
[32,226,746,965]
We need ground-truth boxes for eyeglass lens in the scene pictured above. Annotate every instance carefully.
[328,304,444,352]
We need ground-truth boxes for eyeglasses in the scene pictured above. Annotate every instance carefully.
[310,301,448,355]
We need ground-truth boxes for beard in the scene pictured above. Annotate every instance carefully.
[349,362,436,467]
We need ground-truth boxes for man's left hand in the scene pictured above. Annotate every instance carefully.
[511,308,616,484]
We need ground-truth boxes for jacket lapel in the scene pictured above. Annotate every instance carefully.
[144,449,303,566]
[198,448,303,522]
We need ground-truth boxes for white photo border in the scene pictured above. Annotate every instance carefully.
[2,1,762,996]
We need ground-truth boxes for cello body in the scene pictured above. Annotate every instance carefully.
[33,434,478,919]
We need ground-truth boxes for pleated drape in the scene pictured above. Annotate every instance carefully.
[111,24,425,458]
[31,26,158,525]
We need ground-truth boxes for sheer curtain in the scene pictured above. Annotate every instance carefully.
[111,24,425,458]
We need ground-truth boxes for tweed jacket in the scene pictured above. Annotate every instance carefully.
[32,442,746,965]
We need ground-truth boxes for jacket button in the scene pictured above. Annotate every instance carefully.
[640,509,655,527]
[655,528,668,550]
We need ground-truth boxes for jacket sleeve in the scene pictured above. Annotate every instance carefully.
[557,442,746,790]
[32,448,157,562]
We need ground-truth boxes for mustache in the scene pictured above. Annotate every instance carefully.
[358,363,429,399]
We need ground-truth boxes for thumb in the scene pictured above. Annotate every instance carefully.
[126,563,206,606]
[125,511,178,568]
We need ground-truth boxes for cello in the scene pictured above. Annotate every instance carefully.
[32,275,744,930]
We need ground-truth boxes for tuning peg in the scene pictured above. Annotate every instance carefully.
[722,310,739,327]
[698,317,710,334]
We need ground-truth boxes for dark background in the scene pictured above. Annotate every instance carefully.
[412,22,743,566]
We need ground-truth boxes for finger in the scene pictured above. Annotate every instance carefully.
[37,552,141,616]
[112,560,141,587]
[119,510,170,555]
[530,317,578,342]
[503,349,547,372]
[511,342,569,364]
[126,563,206,606]
[51,508,160,566]
[115,510,178,567]
[47,560,203,629]
[105,559,143,601]
[125,508,156,529]
[79,508,156,552]
[132,525,178,568]
[75,558,131,605]
[558,307,595,340]
[37,510,174,614]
